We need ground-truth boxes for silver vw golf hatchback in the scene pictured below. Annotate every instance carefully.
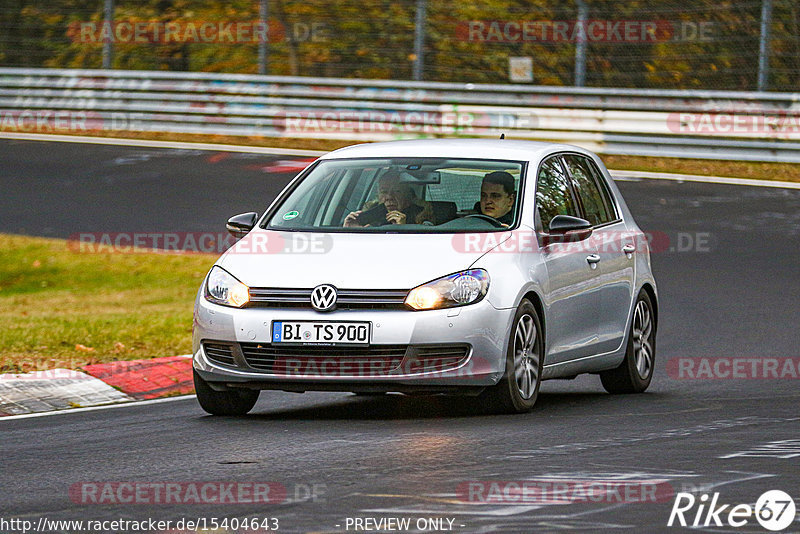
[193,139,657,415]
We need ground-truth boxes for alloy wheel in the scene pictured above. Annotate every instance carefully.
[632,300,654,380]
[513,314,540,400]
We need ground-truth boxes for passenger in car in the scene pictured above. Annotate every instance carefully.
[478,171,516,226]
[343,170,434,227]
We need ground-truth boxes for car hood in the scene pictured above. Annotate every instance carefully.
[217,228,507,289]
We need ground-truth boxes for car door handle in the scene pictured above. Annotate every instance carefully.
[622,244,636,254]
[586,254,601,264]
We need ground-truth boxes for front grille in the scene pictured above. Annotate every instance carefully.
[204,342,472,377]
[203,342,236,366]
[239,343,407,376]
[405,345,471,373]
[247,288,409,310]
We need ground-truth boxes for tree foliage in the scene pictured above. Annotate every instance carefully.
[0,0,797,90]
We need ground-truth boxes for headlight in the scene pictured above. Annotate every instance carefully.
[204,266,250,308]
[405,269,489,310]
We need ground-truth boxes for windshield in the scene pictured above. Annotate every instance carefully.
[265,158,525,233]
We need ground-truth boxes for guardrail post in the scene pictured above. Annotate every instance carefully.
[413,0,427,81]
[574,0,588,87]
[258,0,269,75]
[757,0,773,91]
[102,0,114,69]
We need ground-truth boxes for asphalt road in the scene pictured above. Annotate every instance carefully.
[1,138,799,534]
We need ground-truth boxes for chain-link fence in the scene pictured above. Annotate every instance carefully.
[1,0,798,91]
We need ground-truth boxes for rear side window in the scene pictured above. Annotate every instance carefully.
[562,155,615,225]
[426,171,482,211]
[536,157,578,231]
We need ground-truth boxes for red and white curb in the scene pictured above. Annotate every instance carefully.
[0,355,193,416]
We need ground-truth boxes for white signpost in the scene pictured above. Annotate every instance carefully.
[509,56,533,83]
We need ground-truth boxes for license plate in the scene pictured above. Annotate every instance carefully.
[271,321,371,345]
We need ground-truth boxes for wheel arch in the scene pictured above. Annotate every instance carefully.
[520,289,546,348]
[639,282,658,329]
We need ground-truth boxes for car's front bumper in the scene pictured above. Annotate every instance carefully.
[192,296,513,391]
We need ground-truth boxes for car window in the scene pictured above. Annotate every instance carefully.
[562,155,614,225]
[346,168,380,213]
[536,156,579,231]
[265,158,524,233]
[426,171,483,211]
[584,157,618,220]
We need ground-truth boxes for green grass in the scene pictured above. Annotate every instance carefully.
[0,233,215,372]
[603,154,800,183]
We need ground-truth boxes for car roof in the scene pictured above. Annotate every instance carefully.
[320,139,594,163]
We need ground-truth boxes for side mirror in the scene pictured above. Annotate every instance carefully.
[546,214,593,242]
[226,212,258,238]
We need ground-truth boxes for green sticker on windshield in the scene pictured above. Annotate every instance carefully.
[282,211,299,220]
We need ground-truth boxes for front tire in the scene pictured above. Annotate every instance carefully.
[482,300,544,414]
[194,370,260,415]
[600,290,656,394]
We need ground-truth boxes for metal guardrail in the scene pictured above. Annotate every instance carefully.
[1,68,799,162]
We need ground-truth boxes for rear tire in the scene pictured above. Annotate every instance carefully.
[194,370,259,415]
[481,300,543,414]
[600,290,656,394]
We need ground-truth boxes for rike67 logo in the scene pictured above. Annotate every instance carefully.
[668,490,796,531]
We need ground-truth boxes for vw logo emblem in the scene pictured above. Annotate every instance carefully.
[310,284,337,312]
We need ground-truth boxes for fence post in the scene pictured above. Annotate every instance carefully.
[102,0,114,69]
[413,0,427,81]
[258,0,269,75]
[574,0,588,87]
[757,0,773,91]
